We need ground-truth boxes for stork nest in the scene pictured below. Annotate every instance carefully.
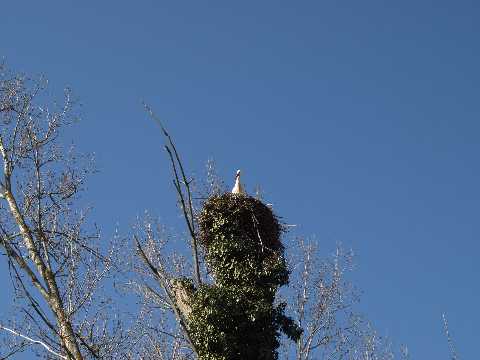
[199,193,283,251]
[198,193,288,288]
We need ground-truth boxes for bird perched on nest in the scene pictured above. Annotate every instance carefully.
[231,169,246,195]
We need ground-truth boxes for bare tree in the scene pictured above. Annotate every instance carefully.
[281,237,409,360]
[130,106,204,358]
[126,214,196,359]
[0,64,123,359]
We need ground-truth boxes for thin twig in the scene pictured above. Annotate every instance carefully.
[442,313,459,360]
[0,325,67,359]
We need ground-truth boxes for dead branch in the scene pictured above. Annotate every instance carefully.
[143,103,201,287]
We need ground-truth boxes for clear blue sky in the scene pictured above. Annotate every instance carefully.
[1,1,479,358]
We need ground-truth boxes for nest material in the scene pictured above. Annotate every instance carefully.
[198,193,283,252]
[198,193,288,288]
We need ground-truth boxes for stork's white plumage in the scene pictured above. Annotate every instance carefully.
[231,169,245,195]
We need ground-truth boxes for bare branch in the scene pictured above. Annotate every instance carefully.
[0,324,67,359]
[143,103,201,286]
[134,235,199,358]
[443,313,459,360]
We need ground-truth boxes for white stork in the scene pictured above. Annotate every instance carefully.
[231,169,245,195]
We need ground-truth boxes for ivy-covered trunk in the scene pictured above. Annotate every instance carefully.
[173,193,301,360]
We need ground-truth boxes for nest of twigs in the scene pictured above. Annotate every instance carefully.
[198,193,283,251]
[198,193,288,288]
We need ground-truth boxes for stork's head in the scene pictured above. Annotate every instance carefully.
[236,169,241,178]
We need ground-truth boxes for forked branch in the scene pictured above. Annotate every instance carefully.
[134,236,199,357]
[143,103,201,286]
